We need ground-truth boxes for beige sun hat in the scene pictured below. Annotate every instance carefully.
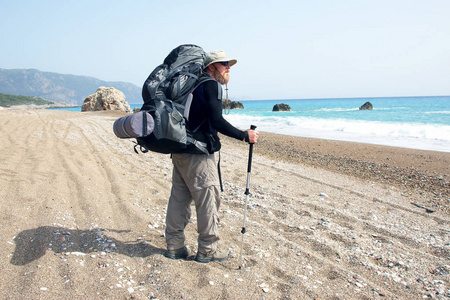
[204,50,237,68]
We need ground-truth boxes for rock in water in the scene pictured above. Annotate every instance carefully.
[359,101,373,110]
[223,100,244,110]
[82,86,132,112]
[273,103,291,111]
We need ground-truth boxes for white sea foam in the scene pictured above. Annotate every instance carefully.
[225,114,450,152]
[424,111,450,114]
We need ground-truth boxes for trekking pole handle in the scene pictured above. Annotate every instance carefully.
[247,125,257,173]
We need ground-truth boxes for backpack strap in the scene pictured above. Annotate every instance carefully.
[183,75,217,155]
[168,66,201,98]
[217,150,223,192]
[142,110,148,136]
[187,136,208,154]
[184,75,215,121]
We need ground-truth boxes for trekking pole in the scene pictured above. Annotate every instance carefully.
[238,125,257,270]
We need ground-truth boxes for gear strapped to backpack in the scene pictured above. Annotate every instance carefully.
[113,44,214,154]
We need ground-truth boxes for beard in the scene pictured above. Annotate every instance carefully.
[214,69,230,85]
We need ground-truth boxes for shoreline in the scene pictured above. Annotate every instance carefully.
[1,103,80,110]
[4,104,449,153]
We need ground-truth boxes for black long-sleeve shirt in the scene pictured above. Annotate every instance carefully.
[188,80,246,147]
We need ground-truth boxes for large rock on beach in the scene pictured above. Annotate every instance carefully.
[82,86,132,112]
[359,101,373,110]
[273,103,291,111]
[223,100,244,110]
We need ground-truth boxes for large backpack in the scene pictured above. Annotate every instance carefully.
[113,44,214,154]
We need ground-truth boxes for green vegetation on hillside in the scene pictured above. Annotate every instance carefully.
[0,93,53,107]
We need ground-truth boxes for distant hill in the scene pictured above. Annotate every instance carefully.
[0,68,142,106]
[0,93,53,107]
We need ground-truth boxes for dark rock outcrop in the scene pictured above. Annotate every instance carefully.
[273,103,291,112]
[223,100,244,110]
[359,102,373,110]
[81,87,132,112]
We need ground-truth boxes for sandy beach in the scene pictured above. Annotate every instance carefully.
[0,109,448,299]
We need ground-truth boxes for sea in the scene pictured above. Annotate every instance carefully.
[52,96,450,153]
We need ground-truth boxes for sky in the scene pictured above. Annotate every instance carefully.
[1,0,449,101]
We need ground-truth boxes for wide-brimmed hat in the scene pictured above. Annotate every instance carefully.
[205,50,237,68]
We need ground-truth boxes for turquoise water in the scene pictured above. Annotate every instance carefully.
[224,96,450,152]
[51,96,450,152]
[235,96,449,125]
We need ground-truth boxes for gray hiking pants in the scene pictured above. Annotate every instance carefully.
[165,152,221,254]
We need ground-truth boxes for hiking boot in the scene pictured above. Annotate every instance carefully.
[194,248,228,263]
[164,246,190,260]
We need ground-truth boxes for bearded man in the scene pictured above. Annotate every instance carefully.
[164,50,259,263]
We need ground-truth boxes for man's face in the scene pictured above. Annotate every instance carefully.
[213,62,230,85]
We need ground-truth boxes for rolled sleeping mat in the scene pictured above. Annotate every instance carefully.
[113,111,154,138]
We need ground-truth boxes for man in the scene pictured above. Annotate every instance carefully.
[164,50,258,263]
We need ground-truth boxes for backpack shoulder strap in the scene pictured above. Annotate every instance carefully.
[194,74,215,89]
[195,76,222,100]
[183,75,216,120]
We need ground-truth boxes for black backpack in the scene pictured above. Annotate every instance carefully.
[113,44,214,154]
